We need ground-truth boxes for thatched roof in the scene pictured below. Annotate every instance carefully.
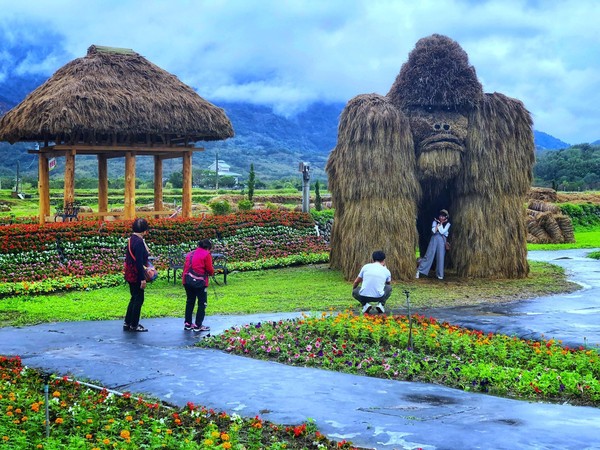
[0,45,233,146]
[387,34,483,110]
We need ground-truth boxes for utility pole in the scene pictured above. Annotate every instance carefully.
[299,162,310,213]
[215,149,219,191]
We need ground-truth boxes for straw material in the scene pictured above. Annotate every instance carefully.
[388,34,483,110]
[326,94,421,280]
[529,187,558,202]
[528,200,560,214]
[525,200,576,244]
[0,45,233,145]
[328,35,535,280]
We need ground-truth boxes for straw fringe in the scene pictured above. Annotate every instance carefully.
[0,45,233,145]
[327,94,421,280]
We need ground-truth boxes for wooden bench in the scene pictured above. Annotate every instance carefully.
[54,202,81,222]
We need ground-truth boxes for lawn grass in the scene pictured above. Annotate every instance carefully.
[0,260,579,327]
[528,228,600,250]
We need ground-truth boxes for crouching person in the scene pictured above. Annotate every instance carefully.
[352,250,392,314]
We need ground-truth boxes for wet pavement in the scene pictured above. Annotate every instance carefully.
[1,249,600,449]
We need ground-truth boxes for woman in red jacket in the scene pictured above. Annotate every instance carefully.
[182,239,215,332]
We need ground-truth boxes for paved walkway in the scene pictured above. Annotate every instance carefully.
[1,249,600,449]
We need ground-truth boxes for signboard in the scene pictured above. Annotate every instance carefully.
[49,158,56,171]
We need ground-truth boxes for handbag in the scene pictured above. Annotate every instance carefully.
[184,250,205,289]
[128,238,158,282]
[445,240,451,251]
[144,262,159,282]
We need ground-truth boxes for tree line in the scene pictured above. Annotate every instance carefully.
[534,143,600,191]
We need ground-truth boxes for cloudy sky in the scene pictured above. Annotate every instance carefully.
[0,0,598,144]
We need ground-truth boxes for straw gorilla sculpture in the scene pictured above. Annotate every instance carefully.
[326,34,535,281]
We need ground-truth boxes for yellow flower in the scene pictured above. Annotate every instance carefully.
[221,433,230,441]
[125,415,133,422]
[222,443,232,449]
[55,418,63,424]
[211,430,221,439]
[120,430,131,439]
[2,436,9,441]
[103,438,110,445]
[52,391,60,398]
[204,439,214,446]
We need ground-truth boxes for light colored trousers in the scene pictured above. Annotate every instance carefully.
[417,233,447,279]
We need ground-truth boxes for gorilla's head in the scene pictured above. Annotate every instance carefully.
[387,34,483,182]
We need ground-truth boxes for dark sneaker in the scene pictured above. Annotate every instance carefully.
[197,325,210,332]
[184,322,193,331]
[375,303,385,314]
[123,323,130,331]
[362,304,371,314]
[130,324,148,332]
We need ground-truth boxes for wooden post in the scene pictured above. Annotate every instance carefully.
[182,150,192,218]
[64,149,75,207]
[38,153,50,225]
[124,152,136,220]
[98,155,108,213]
[154,155,163,214]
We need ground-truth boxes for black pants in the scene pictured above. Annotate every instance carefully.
[184,284,208,326]
[125,281,145,327]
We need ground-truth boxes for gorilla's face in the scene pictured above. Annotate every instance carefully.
[407,106,468,182]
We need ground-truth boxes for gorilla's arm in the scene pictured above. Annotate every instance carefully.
[452,93,535,278]
[326,94,422,280]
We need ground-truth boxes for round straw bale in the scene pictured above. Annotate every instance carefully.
[528,187,558,202]
[539,213,564,242]
[528,200,560,213]
[555,215,575,243]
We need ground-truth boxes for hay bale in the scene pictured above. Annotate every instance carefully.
[528,200,560,214]
[555,215,575,243]
[529,187,558,202]
[527,220,551,243]
[539,212,564,242]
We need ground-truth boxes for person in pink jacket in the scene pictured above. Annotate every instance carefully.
[182,239,215,332]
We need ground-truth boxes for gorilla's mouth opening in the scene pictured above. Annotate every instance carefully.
[419,134,465,154]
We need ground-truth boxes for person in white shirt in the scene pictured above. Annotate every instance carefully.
[352,250,392,314]
[416,209,451,280]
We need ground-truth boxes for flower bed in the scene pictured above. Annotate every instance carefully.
[0,355,358,449]
[199,312,600,406]
[0,211,329,296]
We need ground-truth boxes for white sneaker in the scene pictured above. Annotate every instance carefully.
[437,276,443,280]
[415,271,420,279]
[362,303,372,314]
[375,303,385,314]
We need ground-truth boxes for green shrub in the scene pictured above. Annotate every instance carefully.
[265,201,278,210]
[237,199,254,211]
[311,209,334,228]
[209,200,232,215]
[559,203,600,228]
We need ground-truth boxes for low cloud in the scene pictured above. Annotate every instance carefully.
[0,0,598,143]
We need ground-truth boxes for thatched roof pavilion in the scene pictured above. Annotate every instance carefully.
[0,45,234,223]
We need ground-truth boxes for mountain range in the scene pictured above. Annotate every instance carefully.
[0,63,585,184]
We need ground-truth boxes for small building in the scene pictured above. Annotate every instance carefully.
[208,159,242,184]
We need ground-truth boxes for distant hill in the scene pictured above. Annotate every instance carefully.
[534,130,570,150]
[0,72,591,183]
